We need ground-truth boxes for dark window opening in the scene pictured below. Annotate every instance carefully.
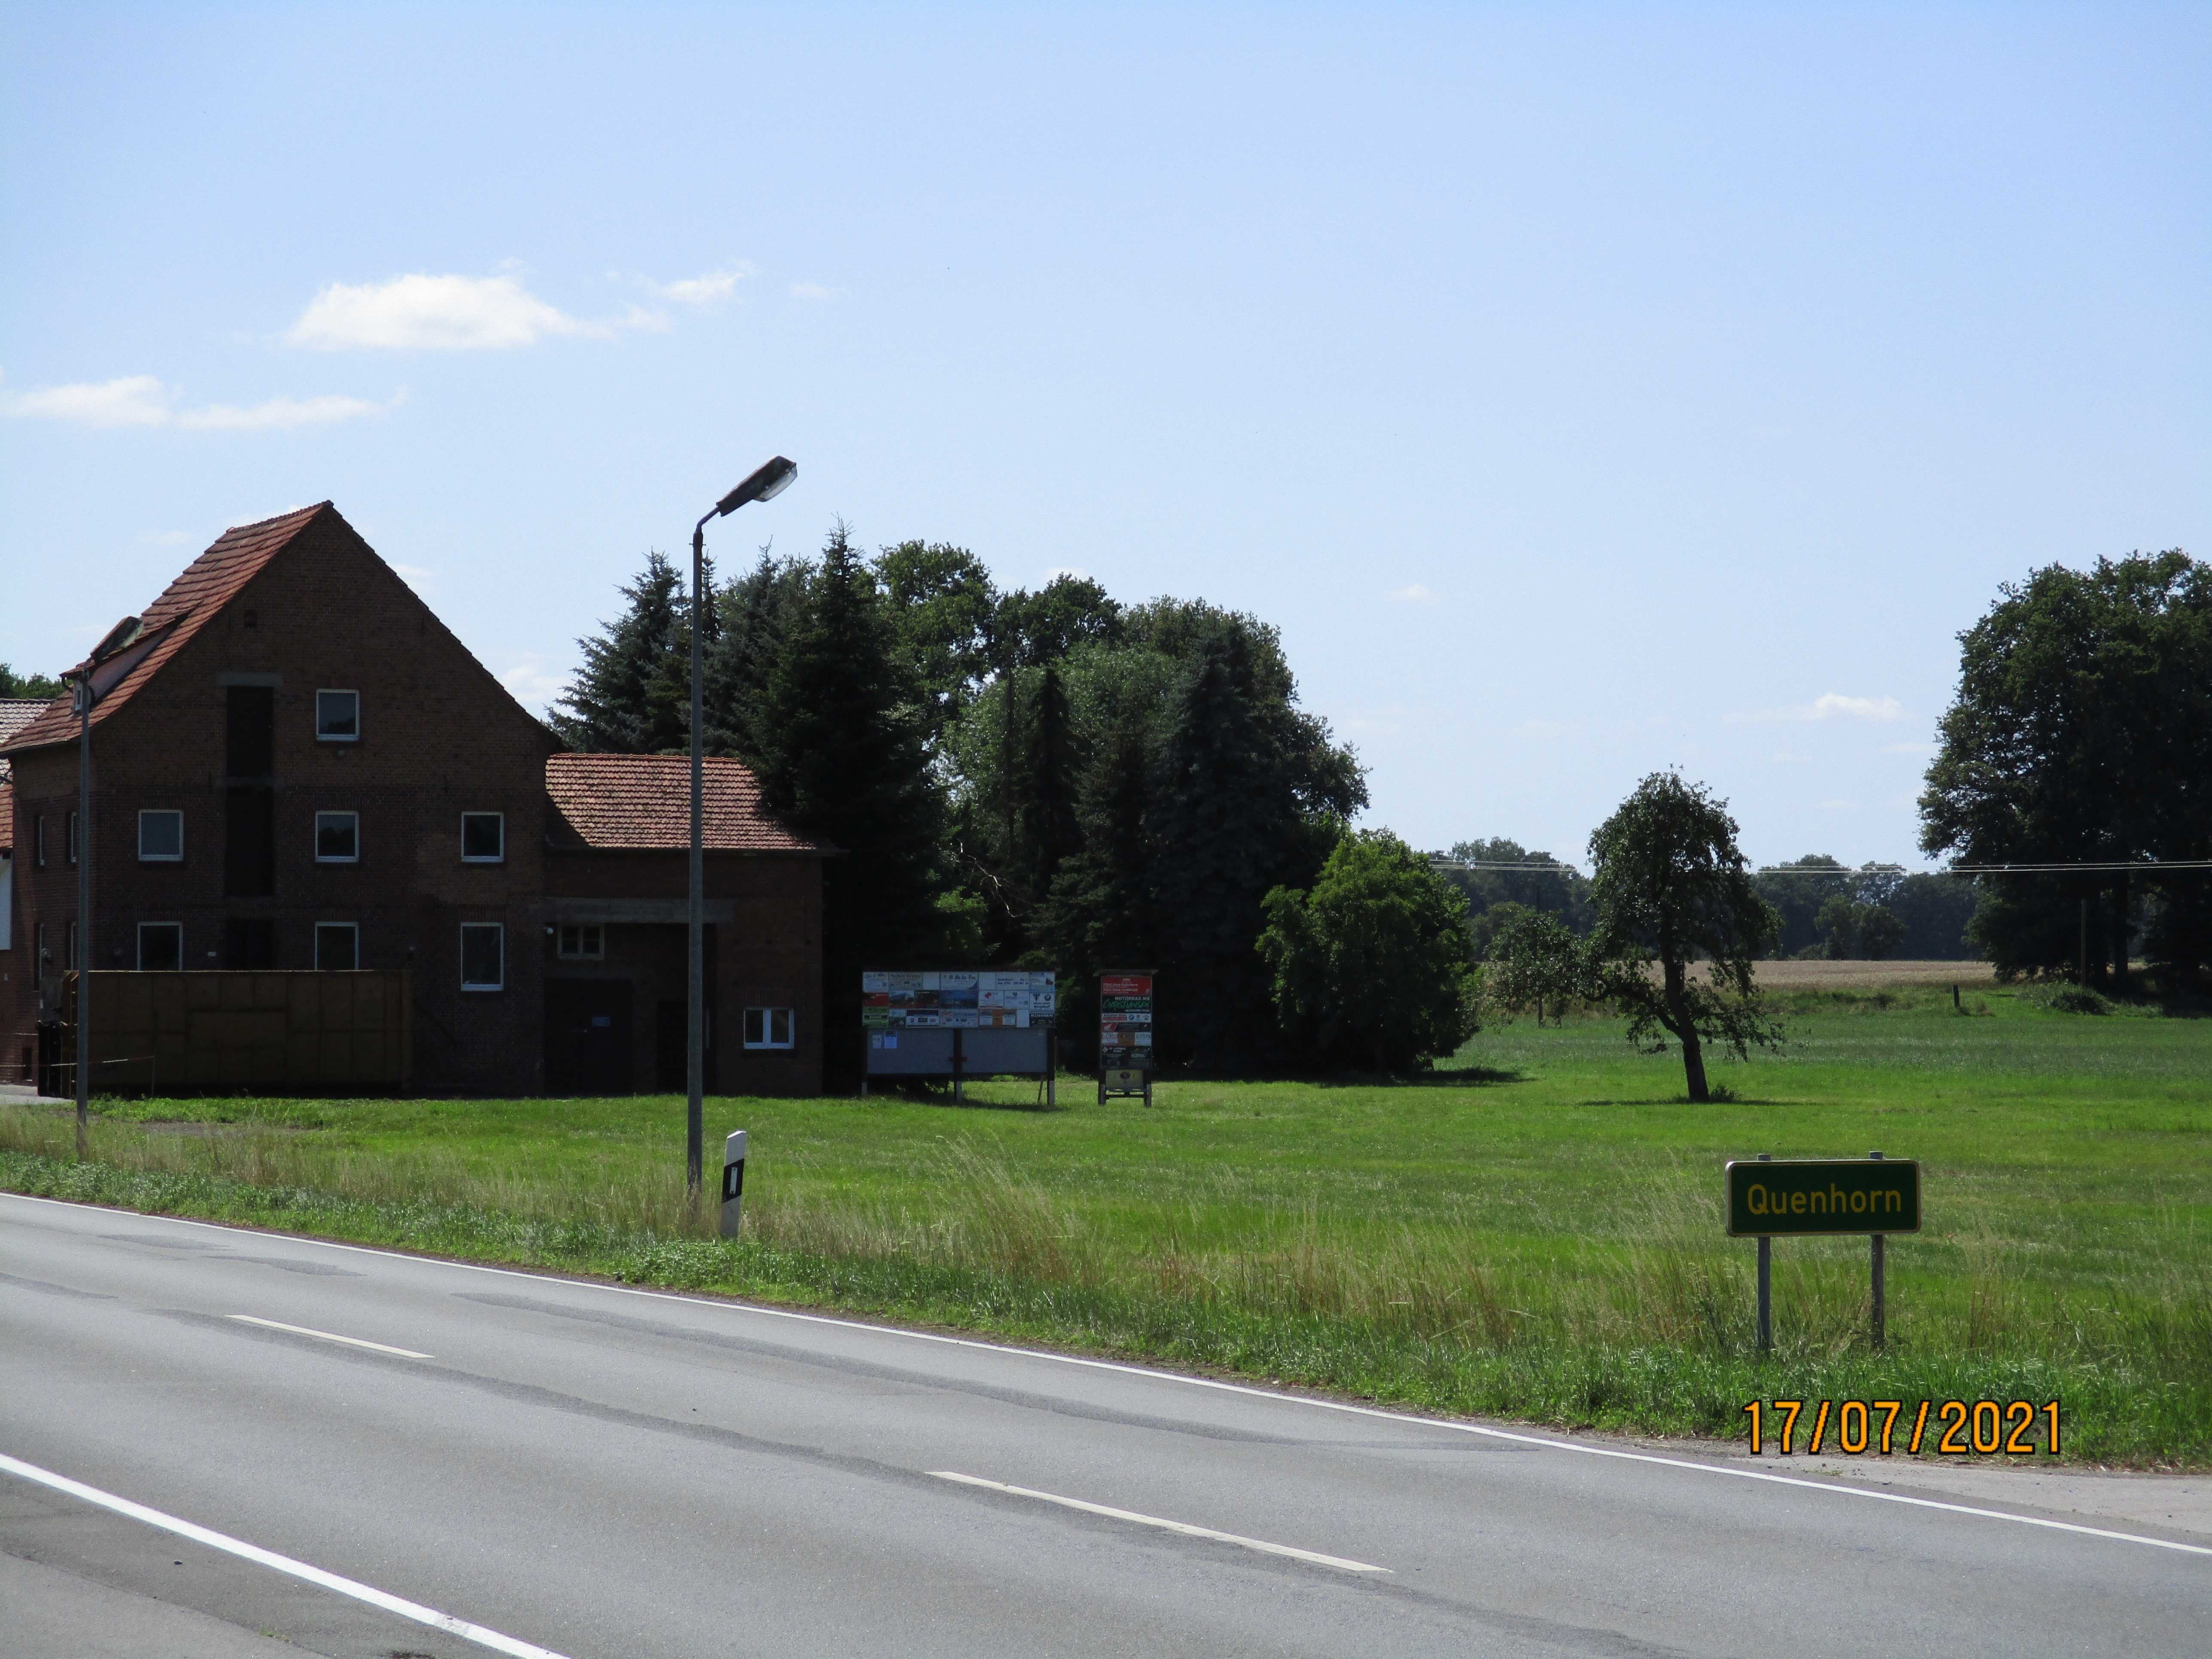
[225,685,276,896]
[315,923,359,971]
[461,813,504,862]
[460,923,504,990]
[138,923,183,972]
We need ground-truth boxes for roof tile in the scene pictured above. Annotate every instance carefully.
[546,754,828,854]
[2,504,333,757]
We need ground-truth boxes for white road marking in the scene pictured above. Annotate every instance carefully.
[0,1451,573,1659]
[226,1314,432,1359]
[931,1470,1391,1573]
[13,1193,2212,1560]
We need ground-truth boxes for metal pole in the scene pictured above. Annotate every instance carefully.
[1869,1149,1886,1352]
[1755,1151,1772,1353]
[2078,897,2088,985]
[687,518,708,1200]
[75,673,91,1159]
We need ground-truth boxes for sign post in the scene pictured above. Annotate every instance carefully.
[720,1129,747,1238]
[1097,971,1154,1105]
[1726,1153,1920,1353]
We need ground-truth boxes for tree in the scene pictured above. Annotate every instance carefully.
[0,663,64,702]
[1756,855,1852,957]
[1920,550,2212,987]
[750,526,947,1087]
[548,550,692,754]
[1584,773,1781,1103]
[874,540,999,745]
[1037,720,1155,1061]
[1816,896,1905,960]
[1148,628,1331,1071]
[1257,830,1478,1072]
[703,551,806,762]
[1438,837,1595,944]
[1012,662,1082,920]
[1486,909,1582,1026]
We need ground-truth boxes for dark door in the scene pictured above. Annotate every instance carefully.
[545,980,634,1096]
[655,1000,686,1094]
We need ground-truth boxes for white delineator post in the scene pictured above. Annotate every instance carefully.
[720,1130,747,1238]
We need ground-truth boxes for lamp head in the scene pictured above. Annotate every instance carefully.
[717,456,798,516]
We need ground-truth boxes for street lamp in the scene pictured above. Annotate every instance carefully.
[687,457,796,1200]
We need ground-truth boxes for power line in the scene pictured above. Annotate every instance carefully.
[1429,857,2212,878]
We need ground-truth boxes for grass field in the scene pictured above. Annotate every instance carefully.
[3,978,2206,1465]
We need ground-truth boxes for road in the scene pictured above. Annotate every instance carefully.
[2,1191,2206,1658]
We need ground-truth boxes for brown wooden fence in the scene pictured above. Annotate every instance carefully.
[60,971,413,1093]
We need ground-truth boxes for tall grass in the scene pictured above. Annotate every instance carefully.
[6,1100,2205,1464]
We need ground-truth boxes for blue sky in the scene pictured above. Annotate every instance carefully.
[4,3,2203,868]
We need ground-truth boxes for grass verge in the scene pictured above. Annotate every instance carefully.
[3,984,2206,1465]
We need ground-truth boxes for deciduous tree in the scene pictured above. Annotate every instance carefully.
[1585,773,1781,1102]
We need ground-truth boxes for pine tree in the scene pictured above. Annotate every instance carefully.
[549,551,692,753]
[751,525,947,1085]
[703,551,805,762]
[1038,720,1156,1062]
[1146,628,1314,1071]
[1012,662,1082,933]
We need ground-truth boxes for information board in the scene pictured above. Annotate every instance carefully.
[863,969,1056,1030]
[1098,971,1153,1064]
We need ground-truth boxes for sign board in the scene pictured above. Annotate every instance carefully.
[1726,1158,1920,1237]
[1098,971,1154,1063]
[860,970,1057,1099]
[863,969,1055,1031]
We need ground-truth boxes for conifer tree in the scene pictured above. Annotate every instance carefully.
[703,551,805,762]
[752,526,946,1085]
[1013,661,1082,927]
[1146,628,1315,1070]
[549,550,693,754]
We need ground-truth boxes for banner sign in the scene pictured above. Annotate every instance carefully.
[1725,1158,1921,1237]
[1099,971,1154,1063]
[863,969,1056,1030]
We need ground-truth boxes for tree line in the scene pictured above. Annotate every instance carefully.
[550,529,1386,1082]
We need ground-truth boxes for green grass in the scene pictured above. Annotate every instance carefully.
[4,982,2207,1465]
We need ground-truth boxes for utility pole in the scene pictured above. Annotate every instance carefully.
[73,669,92,1159]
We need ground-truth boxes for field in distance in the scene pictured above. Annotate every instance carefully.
[1710,958,2000,990]
[3,981,2205,1465]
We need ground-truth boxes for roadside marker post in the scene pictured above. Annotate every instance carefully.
[1728,1152,1919,1355]
[720,1130,747,1239]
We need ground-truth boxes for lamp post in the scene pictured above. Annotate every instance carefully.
[72,668,92,1158]
[686,456,797,1200]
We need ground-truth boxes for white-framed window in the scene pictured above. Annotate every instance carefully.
[316,688,360,742]
[138,809,184,862]
[314,922,359,971]
[460,923,504,991]
[137,922,183,972]
[461,812,504,863]
[743,1007,795,1050]
[556,924,604,960]
[315,811,360,863]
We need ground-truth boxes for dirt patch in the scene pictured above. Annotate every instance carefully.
[1697,960,1997,991]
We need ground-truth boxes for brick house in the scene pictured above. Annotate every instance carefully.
[0,502,828,1096]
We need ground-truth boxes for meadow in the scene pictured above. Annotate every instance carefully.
[4,978,2206,1465]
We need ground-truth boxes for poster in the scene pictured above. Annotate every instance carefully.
[1099,971,1154,1063]
[864,969,1055,1029]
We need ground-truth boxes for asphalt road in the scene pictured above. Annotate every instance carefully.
[3,1191,2206,1658]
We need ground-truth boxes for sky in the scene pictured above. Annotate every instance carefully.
[3,3,2204,870]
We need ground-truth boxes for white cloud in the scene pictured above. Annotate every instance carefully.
[1808,692,1904,721]
[788,281,837,301]
[500,657,570,713]
[654,266,750,305]
[288,273,608,350]
[6,374,172,427]
[1731,691,1907,724]
[1388,583,1439,605]
[4,373,396,432]
[179,391,398,431]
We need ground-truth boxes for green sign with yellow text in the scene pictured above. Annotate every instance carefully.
[1726,1158,1920,1237]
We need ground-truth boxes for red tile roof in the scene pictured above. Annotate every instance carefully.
[546,754,830,854]
[0,778,12,855]
[2,504,334,757]
[0,699,48,783]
